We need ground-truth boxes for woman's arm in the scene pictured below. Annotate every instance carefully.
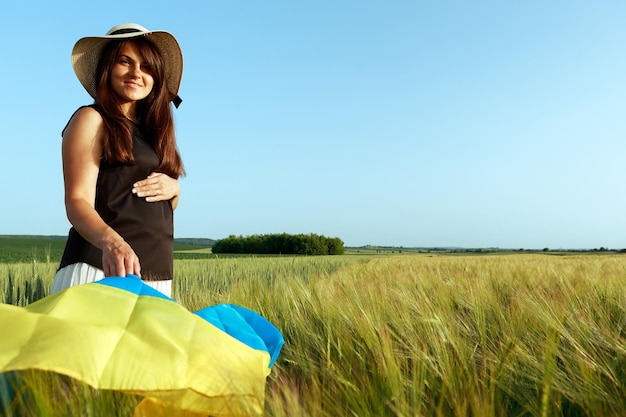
[62,107,142,277]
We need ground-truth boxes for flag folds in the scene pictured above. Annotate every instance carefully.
[0,275,284,416]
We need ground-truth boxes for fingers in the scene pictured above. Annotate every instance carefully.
[116,262,127,278]
[105,257,141,278]
[103,260,127,278]
[132,174,161,199]
[102,244,141,278]
[132,173,179,203]
[133,257,142,278]
[103,263,116,278]
[132,178,160,198]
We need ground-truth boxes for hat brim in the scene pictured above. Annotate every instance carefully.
[72,30,183,103]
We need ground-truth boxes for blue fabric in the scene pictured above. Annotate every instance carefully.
[195,304,284,368]
[95,274,172,300]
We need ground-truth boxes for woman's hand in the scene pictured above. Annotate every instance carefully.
[101,236,142,278]
[132,172,180,204]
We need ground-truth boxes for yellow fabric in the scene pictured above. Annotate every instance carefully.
[0,283,271,416]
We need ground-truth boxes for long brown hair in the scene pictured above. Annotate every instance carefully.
[94,37,185,178]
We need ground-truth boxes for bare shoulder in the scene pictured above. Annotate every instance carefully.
[63,106,105,143]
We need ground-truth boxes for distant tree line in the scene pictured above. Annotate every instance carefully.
[211,233,345,255]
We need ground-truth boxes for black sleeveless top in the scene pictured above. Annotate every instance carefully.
[59,106,174,281]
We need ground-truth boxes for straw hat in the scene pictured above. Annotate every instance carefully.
[72,23,183,107]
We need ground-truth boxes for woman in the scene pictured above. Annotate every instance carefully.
[52,23,185,297]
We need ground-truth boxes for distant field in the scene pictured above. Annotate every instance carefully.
[0,236,213,264]
[0,236,67,264]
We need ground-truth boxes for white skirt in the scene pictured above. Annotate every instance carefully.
[52,263,172,298]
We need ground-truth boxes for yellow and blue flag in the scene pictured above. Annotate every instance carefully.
[0,275,284,416]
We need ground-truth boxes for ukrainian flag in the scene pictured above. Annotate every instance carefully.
[0,275,284,416]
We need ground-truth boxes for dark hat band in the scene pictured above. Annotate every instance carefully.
[109,28,143,36]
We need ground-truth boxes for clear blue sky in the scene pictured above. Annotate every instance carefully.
[2,1,626,249]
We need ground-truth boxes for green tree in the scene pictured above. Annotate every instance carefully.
[211,233,345,255]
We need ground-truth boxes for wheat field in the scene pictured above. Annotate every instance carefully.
[2,253,626,416]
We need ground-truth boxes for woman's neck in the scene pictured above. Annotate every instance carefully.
[119,102,138,123]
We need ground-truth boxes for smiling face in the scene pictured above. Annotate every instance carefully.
[109,42,155,110]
